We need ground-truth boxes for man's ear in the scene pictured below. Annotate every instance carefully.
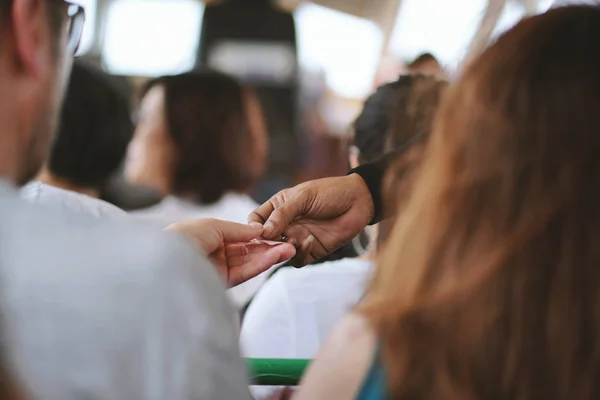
[11,0,46,77]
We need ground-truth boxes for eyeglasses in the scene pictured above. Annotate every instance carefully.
[66,1,85,55]
[49,0,86,55]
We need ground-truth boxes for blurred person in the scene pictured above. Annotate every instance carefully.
[296,5,600,399]
[241,75,447,400]
[0,2,293,400]
[126,70,269,308]
[126,71,267,226]
[407,52,443,76]
[21,62,133,218]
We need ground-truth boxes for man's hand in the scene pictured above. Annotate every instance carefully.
[248,174,374,267]
[167,219,296,288]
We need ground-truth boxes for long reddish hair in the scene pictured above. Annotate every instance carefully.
[361,5,600,399]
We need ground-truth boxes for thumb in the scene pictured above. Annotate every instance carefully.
[230,243,297,287]
[216,220,264,244]
[262,201,305,239]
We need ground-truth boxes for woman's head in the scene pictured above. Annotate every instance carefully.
[351,74,448,169]
[125,71,268,204]
[363,5,600,398]
[352,75,448,246]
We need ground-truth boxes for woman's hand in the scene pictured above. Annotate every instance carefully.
[167,218,296,288]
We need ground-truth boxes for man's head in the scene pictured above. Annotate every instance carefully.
[407,52,443,76]
[45,62,133,194]
[0,0,84,186]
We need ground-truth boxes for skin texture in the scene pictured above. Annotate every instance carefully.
[125,85,173,194]
[248,174,374,267]
[0,0,71,186]
[167,219,296,288]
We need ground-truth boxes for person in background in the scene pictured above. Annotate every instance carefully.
[241,74,447,400]
[407,52,443,76]
[296,5,600,399]
[21,62,133,218]
[126,70,267,226]
[126,70,269,308]
[0,1,294,399]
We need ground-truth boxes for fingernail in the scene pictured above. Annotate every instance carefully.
[300,235,315,250]
[248,222,263,229]
[287,237,298,246]
[263,222,275,237]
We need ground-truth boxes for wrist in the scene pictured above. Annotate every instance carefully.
[346,173,375,222]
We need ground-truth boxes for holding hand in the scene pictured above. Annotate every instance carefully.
[248,174,374,267]
[167,219,296,288]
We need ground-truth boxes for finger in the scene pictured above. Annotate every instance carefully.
[248,199,275,225]
[228,244,296,287]
[227,243,295,267]
[210,219,264,244]
[224,242,282,259]
[291,235,315,268]
[262,200,307,239]
[227,254,250,268]
[280,224,311,249]
[224,244,249,258]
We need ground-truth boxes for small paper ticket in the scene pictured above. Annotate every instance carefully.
[251,239,286,246]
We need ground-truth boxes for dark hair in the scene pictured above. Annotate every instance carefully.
[143,70,262,204]
[408,52,440,70]
[353,74,448,164]
[353,75,448,245]
[362,5,600,399]
[48,62,133,189]
[0,0,10,20]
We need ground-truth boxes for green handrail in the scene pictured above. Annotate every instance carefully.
[247,358,311,386]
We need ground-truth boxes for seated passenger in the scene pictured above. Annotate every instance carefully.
[296,5,600,399]
[125,70,269,308]
[21,62,133,219]
[0,1,294,399]
[240,74,448,394]
[126,70,267,226]
[407,52,443,76]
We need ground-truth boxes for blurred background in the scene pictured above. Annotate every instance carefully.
[75,0,555,210]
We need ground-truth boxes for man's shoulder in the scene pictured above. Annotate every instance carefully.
[20,181,126,219]
[0,192,248,399]
[1,194,222,292]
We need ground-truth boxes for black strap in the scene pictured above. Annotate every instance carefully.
[348,134,425,225]
[348,151,398,225]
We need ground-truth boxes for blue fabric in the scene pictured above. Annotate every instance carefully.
[356,351,388,400]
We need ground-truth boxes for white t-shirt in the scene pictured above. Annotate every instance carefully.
[131,193,258,226]
[241,257,372,358]
[132,193,268,309]
[240,258,372,400]
[0,180,250,400]
[21,181,126,219]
